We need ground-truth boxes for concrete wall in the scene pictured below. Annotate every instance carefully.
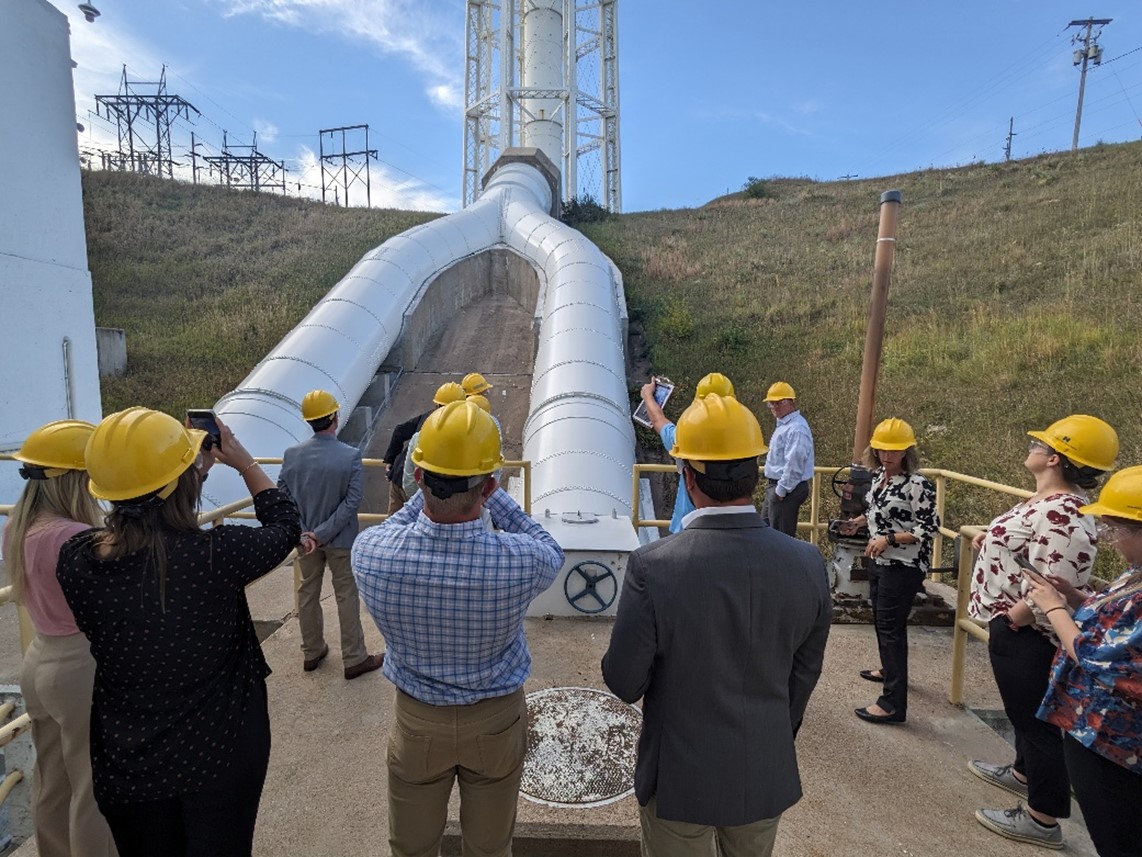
[96,327,128,377]
[0,0,101,507]
[396,249,541,370]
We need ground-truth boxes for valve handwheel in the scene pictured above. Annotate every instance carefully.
[563,560,618,614]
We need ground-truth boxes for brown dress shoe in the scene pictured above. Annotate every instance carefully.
[344,652,384,680]
[303,643,329,672]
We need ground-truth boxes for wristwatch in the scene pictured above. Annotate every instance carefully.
[886,532,898,547]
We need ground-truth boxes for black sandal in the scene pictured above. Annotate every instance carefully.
[859,669,885,683]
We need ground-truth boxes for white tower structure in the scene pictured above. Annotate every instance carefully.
[463,0,621,212]
[1,0,102,507]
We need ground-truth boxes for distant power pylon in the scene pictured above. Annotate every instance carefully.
[95,66,198,178]
[203,131,288,193]
[319,125,378,207]
[1004,117,1016,162]
[1068,17,1112,151]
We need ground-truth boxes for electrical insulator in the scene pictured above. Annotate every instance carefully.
[1073,50,1085,65]
[1089,45,1103,65]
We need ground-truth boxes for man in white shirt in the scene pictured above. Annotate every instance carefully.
[762,381,815,538]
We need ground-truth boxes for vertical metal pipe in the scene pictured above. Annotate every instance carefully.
[61,337,74,419]
[850,190,901,463]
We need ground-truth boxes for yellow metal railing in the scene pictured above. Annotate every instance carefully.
[949,525,990,707]
[631,463,1031,571]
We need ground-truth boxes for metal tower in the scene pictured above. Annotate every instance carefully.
[95,66,198,178]
[462,0,621,211]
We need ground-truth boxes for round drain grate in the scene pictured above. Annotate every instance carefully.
[520,686,641,808]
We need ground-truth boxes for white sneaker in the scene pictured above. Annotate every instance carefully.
[975,804,1063,849]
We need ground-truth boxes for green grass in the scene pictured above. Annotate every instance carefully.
[83,146,1142,574]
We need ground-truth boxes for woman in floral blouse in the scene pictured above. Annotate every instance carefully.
[842,418,939,725]
[1026,465,1142,857]
[967,415,1118,851]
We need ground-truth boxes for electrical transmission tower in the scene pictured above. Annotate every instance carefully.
[462,0,621,211]
[1068,17,1111,151]
[94,66,199,178]
[202,131,288,193]
[319,125,378,207]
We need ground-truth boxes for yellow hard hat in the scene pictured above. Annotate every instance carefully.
[86,407,206,502]
[1028,415,1118,472]
[14,420,96,478]
[411,401,504,477]
[870,418,916,451]
[764,381,796,402]
[670,394,768,461]
[433,382,467,406]
[301,390,339,421]
[1078,466,1142,523]
[696,372,736,400]
[462,372,493,395]
[468,394,492,413]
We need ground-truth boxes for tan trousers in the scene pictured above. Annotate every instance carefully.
[639,796,780,857]
[21,633,117,857]
[388,689,527,857]
[297,546,368,668]
[388,480,408,515]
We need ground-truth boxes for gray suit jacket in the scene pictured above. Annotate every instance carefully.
[277,434,363,549]
[602,510,831,827]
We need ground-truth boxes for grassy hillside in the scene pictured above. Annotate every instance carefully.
[84,171,438,417]
[579,142,1142,532]
[82,144,1142,546]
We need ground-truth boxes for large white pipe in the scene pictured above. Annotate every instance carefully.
[204,153,634,531]
[520,0,564,180]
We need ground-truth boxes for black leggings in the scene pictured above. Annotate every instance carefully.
[868,562,926,718]
[988,618,1070,818]
[100,683,272,857]
[1064,733,1142,857]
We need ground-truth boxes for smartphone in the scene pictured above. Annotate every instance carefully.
[1013,553,1040,576]
[632,376,675,428]
[186,409,222,450]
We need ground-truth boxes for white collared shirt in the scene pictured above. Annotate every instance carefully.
[680,504,758,530]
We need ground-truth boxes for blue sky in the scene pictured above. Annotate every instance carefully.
[60,0,1142,212]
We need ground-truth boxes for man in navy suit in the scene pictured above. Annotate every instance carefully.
[603,394,831,857]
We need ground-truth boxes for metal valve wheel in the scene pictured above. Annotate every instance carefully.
[563,560,618,614]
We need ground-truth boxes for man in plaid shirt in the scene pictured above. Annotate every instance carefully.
[352,400,564,857]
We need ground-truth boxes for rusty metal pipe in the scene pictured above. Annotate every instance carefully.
[851,190,902,463]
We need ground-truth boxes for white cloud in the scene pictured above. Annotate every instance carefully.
[253,118,279,144]
[291,144,455,212]
[213,0,464,113]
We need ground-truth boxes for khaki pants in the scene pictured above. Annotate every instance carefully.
[388,689,527,857]
[297,547,368,668]
[388,480,408,515]
[21,633,117,857]
[639,796,780,857]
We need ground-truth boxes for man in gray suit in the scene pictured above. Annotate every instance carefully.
[603,394,831,857]
[279,390,383,680]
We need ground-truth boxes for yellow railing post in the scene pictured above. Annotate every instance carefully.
[631,464,642,528]
[808,471,821,545]
[949,525,986,706]
[932,473,946,577]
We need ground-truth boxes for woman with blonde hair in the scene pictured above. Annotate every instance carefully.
[968,415,1118,850]
[56,407,300,857]
[3,420,116,857]
[842,418,939,725]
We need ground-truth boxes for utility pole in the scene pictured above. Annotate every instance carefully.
[1004,117,1016,162]
[1068,18,1111,151]
[318,124,378,207]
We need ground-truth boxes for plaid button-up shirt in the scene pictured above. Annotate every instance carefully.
[351,489,564,705]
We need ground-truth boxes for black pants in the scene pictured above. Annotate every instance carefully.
[987,618,1070,819]
[1064,733,1142,856]
[100,682,272,857]
[867,562,925,718]
[761,479,809,537]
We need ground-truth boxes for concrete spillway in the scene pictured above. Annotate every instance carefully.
[205,149,639,616]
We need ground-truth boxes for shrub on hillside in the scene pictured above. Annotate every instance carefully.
[741,177,772,200]
[561,194,610,224]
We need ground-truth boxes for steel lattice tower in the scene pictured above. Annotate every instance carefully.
[95,66,198,178]
[462,0,621,211]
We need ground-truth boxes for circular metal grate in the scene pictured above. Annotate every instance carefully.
[520,687,641,808]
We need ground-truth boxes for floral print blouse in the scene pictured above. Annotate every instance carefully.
[968,492,1096,642]
[864,470,940,573]
[1038,568,1142,773]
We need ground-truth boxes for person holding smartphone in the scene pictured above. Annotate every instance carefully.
[1023,465,1142,857]
[56,408,301,856]
[967,415,1118,850]
[638,372,734,534]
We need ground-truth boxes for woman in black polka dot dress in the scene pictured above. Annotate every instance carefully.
[58,408,301,857]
